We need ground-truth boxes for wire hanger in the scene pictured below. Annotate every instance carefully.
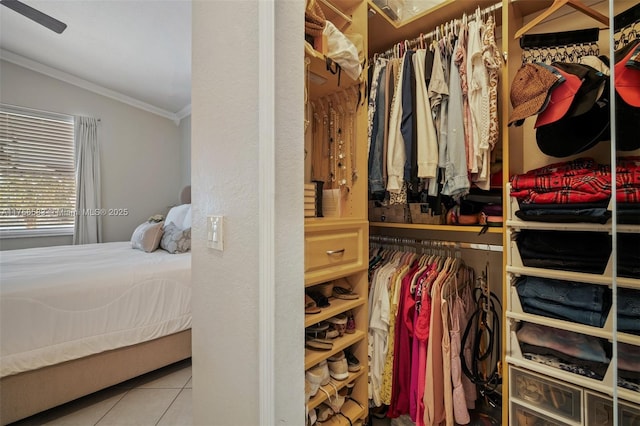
[515,0,609,39]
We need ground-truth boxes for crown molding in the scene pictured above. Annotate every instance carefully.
[1,48,183,122]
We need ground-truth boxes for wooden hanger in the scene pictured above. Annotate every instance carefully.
[515,0,609,39]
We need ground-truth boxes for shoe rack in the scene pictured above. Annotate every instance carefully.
[304,1,369,424]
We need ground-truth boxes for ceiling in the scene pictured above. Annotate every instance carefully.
[0,0,191,121]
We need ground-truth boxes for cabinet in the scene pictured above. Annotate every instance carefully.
[304,1,369,424]
[504,0,640,424]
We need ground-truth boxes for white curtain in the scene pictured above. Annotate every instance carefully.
[73,117,102,244]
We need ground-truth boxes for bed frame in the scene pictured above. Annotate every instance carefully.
[0,329,191,425]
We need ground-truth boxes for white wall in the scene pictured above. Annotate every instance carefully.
[0,60,184,249]
[179,114,191,189]
[191,1,303,424]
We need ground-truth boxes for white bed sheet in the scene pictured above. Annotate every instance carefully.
[0,242,191,377]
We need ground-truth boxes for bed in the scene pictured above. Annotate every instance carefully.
[0,224,192,424]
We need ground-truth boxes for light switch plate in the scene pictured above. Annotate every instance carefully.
[207,215,223,251]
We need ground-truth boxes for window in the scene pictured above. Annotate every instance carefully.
[0,104,76,237]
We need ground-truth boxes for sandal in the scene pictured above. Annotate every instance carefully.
[332,279,358,299]
[305,294,321,314]
[305,338,333,351]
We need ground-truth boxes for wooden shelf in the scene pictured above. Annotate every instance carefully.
[305,43,360,101]
[368,0,502,54]
[305,329,365,370]
[304,296,366,327]
[370,222,503,234]
[307,368,366,411]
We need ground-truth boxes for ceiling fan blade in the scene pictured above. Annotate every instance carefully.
[1,0,67,34]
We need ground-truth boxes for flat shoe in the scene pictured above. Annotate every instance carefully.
[332,286,358,300]
[305,339,333,351]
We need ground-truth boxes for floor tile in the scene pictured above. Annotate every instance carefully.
[135,360,192,389]
[156,388,192,426]
[9,388,126,426]
[95,389,180,426]
[184,377,192,389]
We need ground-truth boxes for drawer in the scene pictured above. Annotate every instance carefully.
[586,392,640,426]
[305,220,367,285]
[511,401,573,426]
[510,366,582,424]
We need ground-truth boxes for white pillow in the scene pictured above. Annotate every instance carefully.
[183,204,192,229]
[165,204,191,230]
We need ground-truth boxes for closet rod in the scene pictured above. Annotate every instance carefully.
[375,1,502,60]
[369,235,503,253]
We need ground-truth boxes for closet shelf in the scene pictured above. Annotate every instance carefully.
[370,222,503,234]
[367,0,505,54]
[305,42,360,101]
[506,193,640,233]
[304,296,366,327]
[507,241,640,290]
[315,398,367,425]
[507,331,640,406]
[307,369,366,411]
[305,329,365,370]
[618,332,640,347]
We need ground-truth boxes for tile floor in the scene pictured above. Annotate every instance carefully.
[9,359,192,426]
[9,358,396,426]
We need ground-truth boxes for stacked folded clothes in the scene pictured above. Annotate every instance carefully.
[516,230,611,274]
[618,287,640,335]
[517,322,610,381]
[515,276,610,327]
[510,157,640,224]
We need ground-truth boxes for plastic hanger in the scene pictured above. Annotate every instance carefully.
[514,0,609,40]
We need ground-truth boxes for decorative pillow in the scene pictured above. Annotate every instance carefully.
[131,221,164,252]
[165,204,191,230]
[160,223,191,253]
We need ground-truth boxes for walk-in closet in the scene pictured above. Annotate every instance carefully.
[303,1,639,425]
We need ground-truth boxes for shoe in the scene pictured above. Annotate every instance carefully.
[345,311,356,334]
[314,281,334,298]
[344,348,361,372]
[306,360,331,387]
[307,408,317,426]
[327,351,349,380]
[305,294,320,314]
[307,291,330,308]
[305,377,317,403]
[316,403,334,422]
[327,314,347,337]
[332,278,358,299]
[305,338,333,351]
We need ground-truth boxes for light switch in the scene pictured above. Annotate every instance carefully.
[207,215,224,251]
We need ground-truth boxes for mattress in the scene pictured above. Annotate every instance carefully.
[0,242,191,377]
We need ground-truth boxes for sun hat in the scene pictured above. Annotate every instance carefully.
[553,62,608,118]
[534,65,583,128]
[508,63,560,126]
[615,41,640,108]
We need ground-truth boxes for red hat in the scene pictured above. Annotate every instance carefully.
[615,42,640,108]
[535,66,583,128]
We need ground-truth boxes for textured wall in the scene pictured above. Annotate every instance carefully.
[191,1,304,424]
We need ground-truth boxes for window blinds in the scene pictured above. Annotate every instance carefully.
[0,105,76,235]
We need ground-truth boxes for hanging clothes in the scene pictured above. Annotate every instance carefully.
[367,242,479,426]
[367,10,501,204]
